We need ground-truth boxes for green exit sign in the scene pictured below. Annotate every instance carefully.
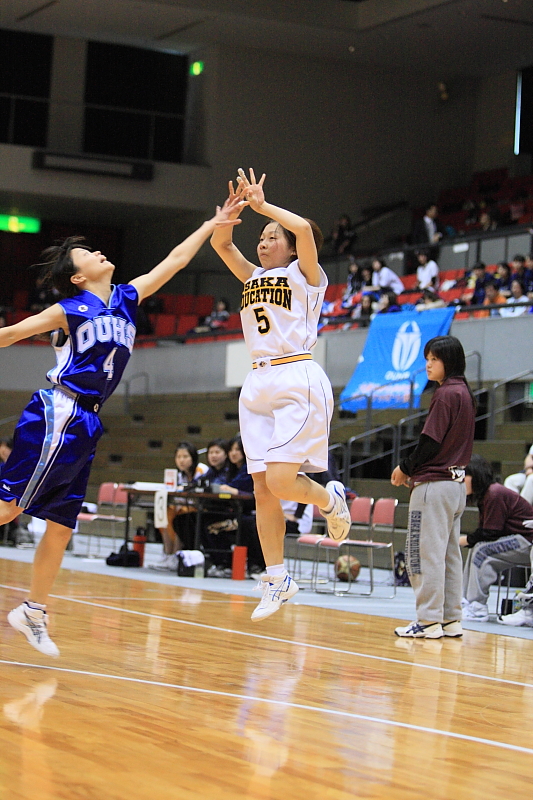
[0,215,41,233]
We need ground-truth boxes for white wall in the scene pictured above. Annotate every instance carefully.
[0,316,529,399]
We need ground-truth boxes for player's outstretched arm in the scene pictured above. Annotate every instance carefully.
[211,181,256,283]
[130,205,242,303]
[237,167,321,287]
[0,304,68,348]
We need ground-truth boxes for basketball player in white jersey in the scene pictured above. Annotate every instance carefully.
[212,168,351,621]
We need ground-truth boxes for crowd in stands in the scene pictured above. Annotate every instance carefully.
[319,250,533,331]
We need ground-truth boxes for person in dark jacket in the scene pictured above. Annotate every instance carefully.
[460,454,533,623]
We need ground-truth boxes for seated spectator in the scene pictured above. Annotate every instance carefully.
[494,262,512,297]
[0,308,6,328]
[329,214,357,256]
[479,279,506,317]
[194,299,230,333]
[151,441,209,571]
[351,292,376,327]
[461,454,533,623]
[415,288,446,311]
[504,444,533,497]
[217,435,254,496]
[464,262,490,305]
[477,208,498,232]
[342,257,362,301]
[370,257,404,296]
[415,249,439,290]
[203,436,257,577]
[500,279,529,317]
[201,438,230,486]
[376,290,401,314]
[510,254,533,290]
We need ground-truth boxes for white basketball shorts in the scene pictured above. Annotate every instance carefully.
[239,359,333,474]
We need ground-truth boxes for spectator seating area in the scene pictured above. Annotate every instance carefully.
[319,262,529,331]
[420,167,533,235]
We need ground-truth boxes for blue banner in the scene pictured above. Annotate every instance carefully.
[340,308,456,411]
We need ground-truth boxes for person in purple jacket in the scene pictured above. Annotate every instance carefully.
[460,454,533,623]
[391,335,476,639]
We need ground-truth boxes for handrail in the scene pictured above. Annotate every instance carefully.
[487,369,533,440]
[345,424,398,478]
[123,372,150,415]
[328,442,347,482]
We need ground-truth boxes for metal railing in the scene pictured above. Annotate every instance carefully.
[122,372,150,415]
[487,370,533,440]
[344,424,398,479]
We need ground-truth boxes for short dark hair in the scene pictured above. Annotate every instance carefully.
[472,261,486,272]
[207,438,229,455]
[39,236,90,298]
[0,437,13,450]
[423,335,476,409]
[465,454,494,504]
[513,254,526,264]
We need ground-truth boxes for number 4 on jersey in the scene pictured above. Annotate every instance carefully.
[103,347,117,381]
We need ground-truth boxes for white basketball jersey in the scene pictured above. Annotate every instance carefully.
[240,260,327,359]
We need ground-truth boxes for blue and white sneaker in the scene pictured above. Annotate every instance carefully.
[251,572,299,621]
[395,620,444,638]
[320,481,351,542]
[8,602,60,657]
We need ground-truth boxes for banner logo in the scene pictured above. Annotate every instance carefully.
[391,321,421,372]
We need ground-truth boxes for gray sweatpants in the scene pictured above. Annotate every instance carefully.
[463,534,532,604]
[406,481,466,623]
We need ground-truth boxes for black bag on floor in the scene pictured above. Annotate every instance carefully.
[106,544,141,568]
[394,551,410,586]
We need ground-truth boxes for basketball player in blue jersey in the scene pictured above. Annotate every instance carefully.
[211,169,351,622]
[0,205,241,656]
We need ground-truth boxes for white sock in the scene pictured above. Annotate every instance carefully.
[266,563,286,577]
[321,493,335,514]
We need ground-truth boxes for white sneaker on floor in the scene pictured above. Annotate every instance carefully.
[149,554,178,572]
[442,620,463,637]
[394,621,443,639]
[498,607,533,627]
[251,572,299,621]
[8,603,60,657]
[462,600,489,622]
[319,481,351,542]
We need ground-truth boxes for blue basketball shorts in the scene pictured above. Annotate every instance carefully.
[0,387,104,529]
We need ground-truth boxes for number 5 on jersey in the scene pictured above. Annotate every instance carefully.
[253,307,271,335]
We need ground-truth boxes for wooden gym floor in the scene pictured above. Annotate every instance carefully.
[0,557,532,800]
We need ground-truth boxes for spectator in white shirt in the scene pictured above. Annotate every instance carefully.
[370,257,404,296]
[415,249,439,290]
[500,279,530,317]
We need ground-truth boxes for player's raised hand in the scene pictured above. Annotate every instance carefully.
[237,167,266,211]
[213,187,248,228]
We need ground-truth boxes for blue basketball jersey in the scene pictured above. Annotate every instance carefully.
[47,284,138,405]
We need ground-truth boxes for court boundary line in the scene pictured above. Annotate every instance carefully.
[1,657,532,757]
[3,581,533,690]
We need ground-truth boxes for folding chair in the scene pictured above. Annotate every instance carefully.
[76,482,127,556]
[291,505,328,583]
[314,497,374,594]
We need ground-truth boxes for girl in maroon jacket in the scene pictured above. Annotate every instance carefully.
[391,335,476,639]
